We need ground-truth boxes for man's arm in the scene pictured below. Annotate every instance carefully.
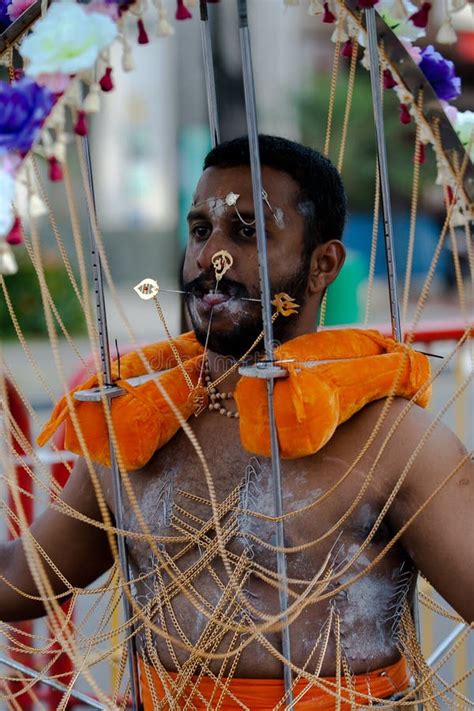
[386,402,474,623]
[0,457,113,621]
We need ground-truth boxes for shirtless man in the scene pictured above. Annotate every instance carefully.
[1,136,473,708]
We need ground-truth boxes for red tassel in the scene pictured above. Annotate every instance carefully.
[415,143,425,165]
[446,185,454,204]
[383,69,397,89]
[48,156,63,182]
[357,0,379,7]
[13,68,23,81]
[6,217,23,246]
[400,103,411,125]
[341,38,353,58]
[74,110,88,136]
[137,18,149,44]
[176,0,192,19]
[322,2,335,22]
[99,67,114,92]
[409,1,431,28]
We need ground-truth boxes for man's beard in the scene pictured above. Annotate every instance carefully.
[182,252,311,359]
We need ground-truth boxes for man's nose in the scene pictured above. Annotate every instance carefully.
[195,228,231,272]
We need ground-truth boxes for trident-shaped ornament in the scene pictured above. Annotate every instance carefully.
[211,249,233,284]
[134,278,160,300]
[271,292,300,317]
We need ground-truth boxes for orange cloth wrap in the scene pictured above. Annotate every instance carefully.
[37,329,431,470]
[139,656,410,710]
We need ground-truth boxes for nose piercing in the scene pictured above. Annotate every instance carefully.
[211,249,233,284]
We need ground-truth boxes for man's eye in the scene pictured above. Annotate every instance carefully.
[191,224,211,240]
[236,225,256,240]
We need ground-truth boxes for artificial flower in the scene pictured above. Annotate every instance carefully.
[454,110,474,161]
[377,0,426,41]
[0,0,11,31]
[35,72,71,93]
[419,45,461,102]
[20,1,117,77]
[7,0,36,21]
[0,78,54,154]
[0,169,16,237]
[400,39,421,64]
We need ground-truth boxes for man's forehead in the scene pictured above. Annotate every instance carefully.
[192,164,297,207]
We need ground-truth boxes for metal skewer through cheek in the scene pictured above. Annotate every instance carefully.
[237,0,294,703]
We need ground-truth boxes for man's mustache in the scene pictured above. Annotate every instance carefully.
[182,271,251,300]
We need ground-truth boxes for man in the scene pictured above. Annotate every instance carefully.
[1,136,473,710]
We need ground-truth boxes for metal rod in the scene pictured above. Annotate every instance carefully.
[365,7,402,343]
[81,136,142,711]
[199,0,220,147]
[0,654,107,710]
[426,623,467,668]
[366,9,422,708]
[237,1,293,703]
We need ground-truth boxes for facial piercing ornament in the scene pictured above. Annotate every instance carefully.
[225,192,239,206]
[134,277,160,300]
[211,249,233,283]
[271,292,300,317]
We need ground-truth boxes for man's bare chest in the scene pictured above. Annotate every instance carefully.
[107,413,394,577]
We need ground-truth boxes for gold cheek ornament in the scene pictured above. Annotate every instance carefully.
[211,249,233,285]
[271,292,300,317]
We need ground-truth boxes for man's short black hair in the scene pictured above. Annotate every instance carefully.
[203,135,346,257]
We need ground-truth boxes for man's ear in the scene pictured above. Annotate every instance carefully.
[307,240,346,295]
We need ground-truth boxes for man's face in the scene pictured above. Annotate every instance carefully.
[182,165,310,357]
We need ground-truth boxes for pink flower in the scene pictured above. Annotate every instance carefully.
[35,72,71,93]
[7,0,35,21]
[400,40,422,65]
[84,0,119,21]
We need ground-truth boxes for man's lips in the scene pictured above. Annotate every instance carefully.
[202,293,230,306]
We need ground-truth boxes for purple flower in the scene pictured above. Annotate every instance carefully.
[0,0,12,30]
[419,45,461,102]
[0,78,54,155]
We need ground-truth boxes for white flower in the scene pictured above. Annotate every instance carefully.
[0,170,16,237]
[377,0,426,41]
[454,110,474,161]
[20,1,117,77]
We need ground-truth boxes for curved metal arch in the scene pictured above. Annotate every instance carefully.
[340,0,474,207]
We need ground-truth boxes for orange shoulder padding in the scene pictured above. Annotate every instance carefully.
[235,329,431,459]
[37,329,431,470]
[37,333,204,470]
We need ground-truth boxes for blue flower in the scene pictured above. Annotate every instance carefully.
[0,78,54,155]
[0,0,12,30]
[419,45,461,102]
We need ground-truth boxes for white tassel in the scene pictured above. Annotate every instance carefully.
[449,206,464,227]
[29,193,48,218]
[436,19,457,44]
[157,10,175,36]
[122,38,135,72]
[331,23,348,43]
[308,0,323,13]
[52,134,68,163]
[83,83,101,113]
[0,242,18,275]
[450,0,467,10]
[361,48,370,70]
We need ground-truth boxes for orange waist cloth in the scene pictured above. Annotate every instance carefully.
[139,656,410,710]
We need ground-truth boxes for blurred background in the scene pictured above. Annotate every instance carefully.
[1,0,473,707]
